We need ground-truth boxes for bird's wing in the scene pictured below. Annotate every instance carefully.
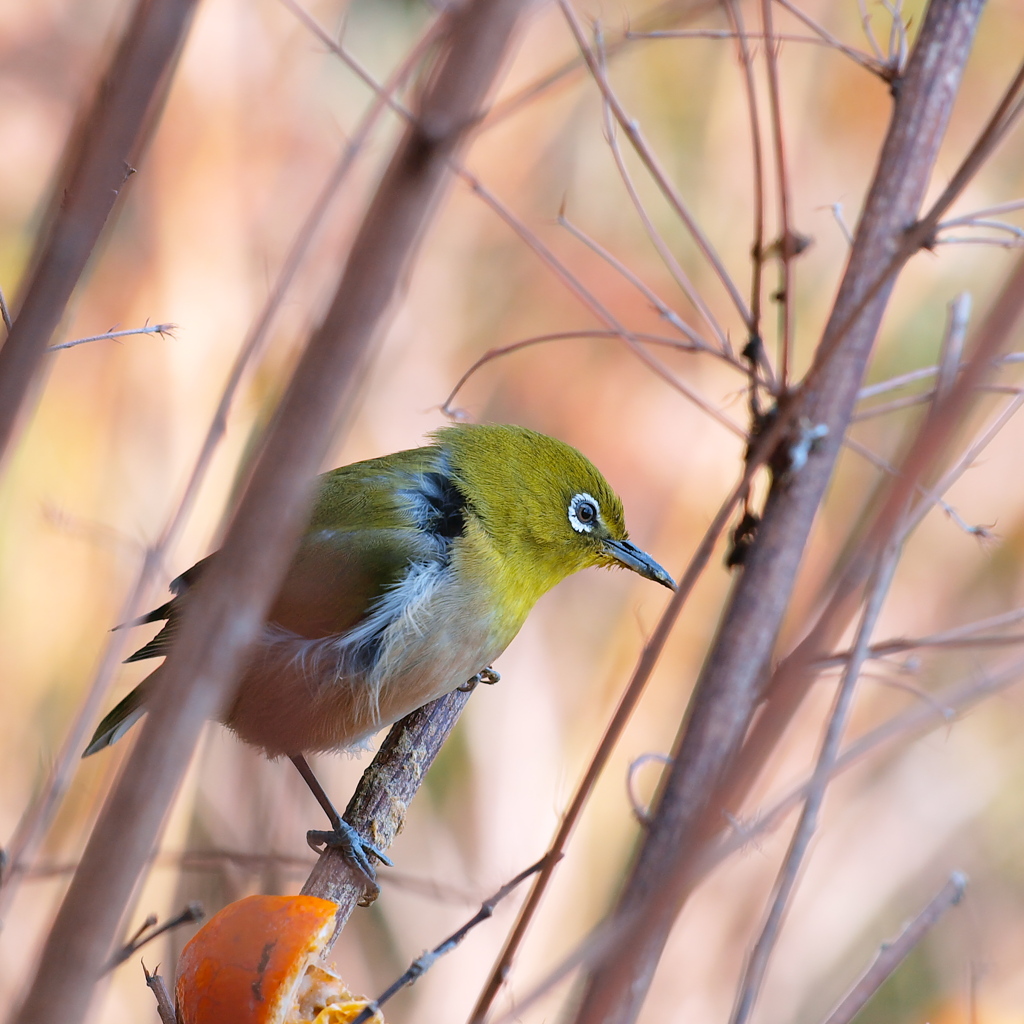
[125,445,448,660]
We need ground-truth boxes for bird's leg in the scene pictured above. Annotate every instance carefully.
[458,666,501,692]
[289,754,393,880]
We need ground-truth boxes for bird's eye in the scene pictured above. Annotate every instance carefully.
[568,492,600,533]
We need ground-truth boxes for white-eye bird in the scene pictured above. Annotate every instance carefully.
[84,424,674,872]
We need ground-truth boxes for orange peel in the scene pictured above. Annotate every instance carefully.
[175,894,382,1024]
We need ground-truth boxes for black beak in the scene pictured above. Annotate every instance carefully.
[603,538,676,590]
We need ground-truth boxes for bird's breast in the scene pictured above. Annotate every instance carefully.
[224,558,513,756]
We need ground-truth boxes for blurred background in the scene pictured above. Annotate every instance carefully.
[2,0,1024,1021]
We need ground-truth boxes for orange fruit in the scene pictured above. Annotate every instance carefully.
[175,894,382,1024]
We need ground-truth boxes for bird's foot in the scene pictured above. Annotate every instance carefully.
[306,819,393,882]
[458,666,501,692]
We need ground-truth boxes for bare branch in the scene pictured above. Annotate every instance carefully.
[104,903,204,972]
[559,0,754,331]
[820,873,967,1024]
[48,322,177,352]
[143,964,177,1024]
[350,858,549,1024]
[0,0,200,464]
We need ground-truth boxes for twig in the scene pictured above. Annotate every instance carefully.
[559,0,754,331]
[773,0,891,78]
[556,209,707,347]
[759,0,797,387]
[350,858,550,1024]
[595,27,733,354]
[855,0,886,65]
[441,329,749,418]
[48,322,177,351]
[463,173,747,436]
[857,351,1024,401]
[485,0,721,127]
[722,0,766,357]
[722,261,1024,864]
[0,0,200,464]
[104,903,204,972]
[466,408,795,1022]
[820,873,967,1024]
[143,964,177,1024]
[512,657,1021,1019]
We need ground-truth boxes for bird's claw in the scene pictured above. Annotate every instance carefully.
[458,666,501,691]
[306,821,393,883]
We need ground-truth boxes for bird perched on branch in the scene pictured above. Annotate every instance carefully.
[84,423,674,874]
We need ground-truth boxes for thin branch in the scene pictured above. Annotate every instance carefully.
[441,329,750,418]
[48,321,177,351]
[467,407,797,1023]
[104,903,204,972]
[939,198,1024,225]
[143,964,177,1024]
[350,858,549,1024]
[559,0,754,331]
[463,173,747,437]
[933,293,972,408]
[821,873,967,1024]
[759,0,796,387]
[595,26,734,355]
[714,253,1024,920]
[556,209,705,346]
[521,656,1022,1016]
[857,351,1024,401]
[773,0,891,77]
[0,0,200,464]
[723,0,766,354]
[855,0,887,65]
[484,0,721,127]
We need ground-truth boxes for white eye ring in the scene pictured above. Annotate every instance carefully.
[568,492,600,533]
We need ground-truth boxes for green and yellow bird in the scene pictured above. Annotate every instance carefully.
[85,424,673,870]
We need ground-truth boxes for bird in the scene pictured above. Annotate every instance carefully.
[84,423,674,874]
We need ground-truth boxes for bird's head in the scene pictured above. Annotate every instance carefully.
[435,424,675,602]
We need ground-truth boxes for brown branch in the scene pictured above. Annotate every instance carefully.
[351,857,549,1024]
[723,1,766,350]
[760,0,798,387]
[301,687,474,930]
[820,873,967,1024]
[559,0,754,332]
[143,964,177,1024]
[11,3,528,1022]
[569,4,986,1022]
[0,0,200,464]
[723,250,1024,837]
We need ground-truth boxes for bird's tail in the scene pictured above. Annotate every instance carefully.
[82,681,151,756]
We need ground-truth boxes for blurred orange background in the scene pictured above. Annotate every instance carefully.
[2,0,1024,1021]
